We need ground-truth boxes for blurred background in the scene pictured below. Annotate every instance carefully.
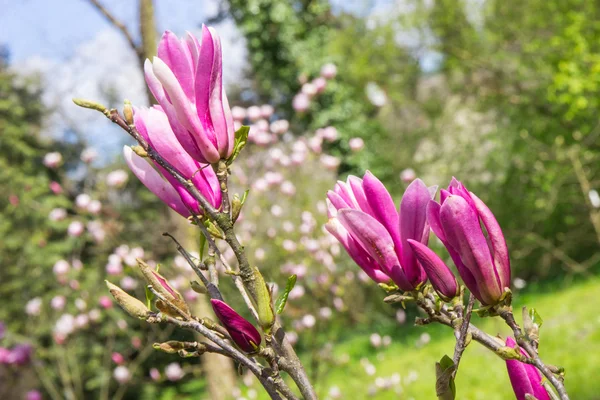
[1,0,599,399]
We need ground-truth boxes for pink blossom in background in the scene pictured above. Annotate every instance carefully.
[320,63,337,79]
[112,352,125,365]
[80,147,98,164]
[319,154,340,171]
[247,105,262,121]
[75,314,89,329]
[313,77,327,93]
[320,126,339,142]
[72,259,83,271]
[301,82,317,97]
[49,208,67,221]
[293,93,310,112]
[106,169,129,188]
[231,106,247,121]
[87,199,102,214]
[75,194,91,209]
[308,136,322,153]
[26,390,42,400]
[164,363,183,382]
[120,276,138,291]
[75,299,87,311]
[50,296,66,310]
[349,137,365,152]
[400,168,416,183]
[49,181,63,194]
[150,368,161,381]
[43,152,63,168]
[270,119,289,135]
[53,259,70,275]
[8,195,18,206]
[280,181,296,196]
[260,104,274,118]
[99,296,113,309]
[25,298,42,316]
[106,261,123,276]
[67,221,85,237]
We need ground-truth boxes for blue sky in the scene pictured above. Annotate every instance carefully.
[0,0,209,62]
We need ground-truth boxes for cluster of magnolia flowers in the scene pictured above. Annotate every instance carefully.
[325,171,548,398]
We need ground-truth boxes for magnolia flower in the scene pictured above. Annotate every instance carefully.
[144,27,235,164]
[113,365,131,384]
[53,259,70,275]
[428,178,510,305]
[400,168,416,183]
[211,299,261,353]
[349,137,365,152]
[270,119,289,135]
[320,126,338,142]
[80,147,98,163]
[246,106,262,121]
[165,362,185,381]
[49,208,67,222]
[75,194,91,209]
[87,199,102,214]
[49,181,63,194]
[43,152,63,168]
[326,172,435,289]
[292,93,310,113]
[260,104,274,118]
[25,298,43,316]
[231,106,247,121]
[505,337,550,400]
[313,77,327,93]
[106,170,129,188]
[67,221,84,237]
[320,63,338,79]
[51,296,66,310]
[124,106,221,218]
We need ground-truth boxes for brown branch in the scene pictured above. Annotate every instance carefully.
[87,0,141,58]
[452,292,474,374]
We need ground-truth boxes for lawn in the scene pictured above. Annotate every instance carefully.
[306,278,600,400]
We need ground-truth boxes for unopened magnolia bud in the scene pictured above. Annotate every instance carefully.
[246,267,275,333]
[231,194,242,223]
[153,341,186,354]
[190,281,207,294]
[105,280,149,319]
[522,307,540,343]
[72,98,109,115]
[123,100,134,125]
[131,145,148,158]
[136,259,189,316]
[205,221,226,239]
[496,346,522,360]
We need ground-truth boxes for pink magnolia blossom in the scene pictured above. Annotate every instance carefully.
[145,27,235,164]
[124,106,221,218]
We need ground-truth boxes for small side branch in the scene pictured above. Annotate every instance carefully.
[452,293,474,374]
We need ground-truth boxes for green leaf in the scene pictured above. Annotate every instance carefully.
[529,308,543,328]
[435,355,456,400]
[275,274,297,314]
[145,285,155,310]
[241,189,249,204]
[226,125,250,165]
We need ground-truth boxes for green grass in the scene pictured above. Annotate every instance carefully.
[306,279,600,399]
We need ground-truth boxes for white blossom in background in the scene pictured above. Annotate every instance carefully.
[589,189,600,208]
[165,362,185,381]
[106,169,128,188]
[25,298,43,316]
[43,152,63,168]
[113,366,131,384]
[365,81,387,107]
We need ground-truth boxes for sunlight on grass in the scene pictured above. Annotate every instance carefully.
[311,279,600,399]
